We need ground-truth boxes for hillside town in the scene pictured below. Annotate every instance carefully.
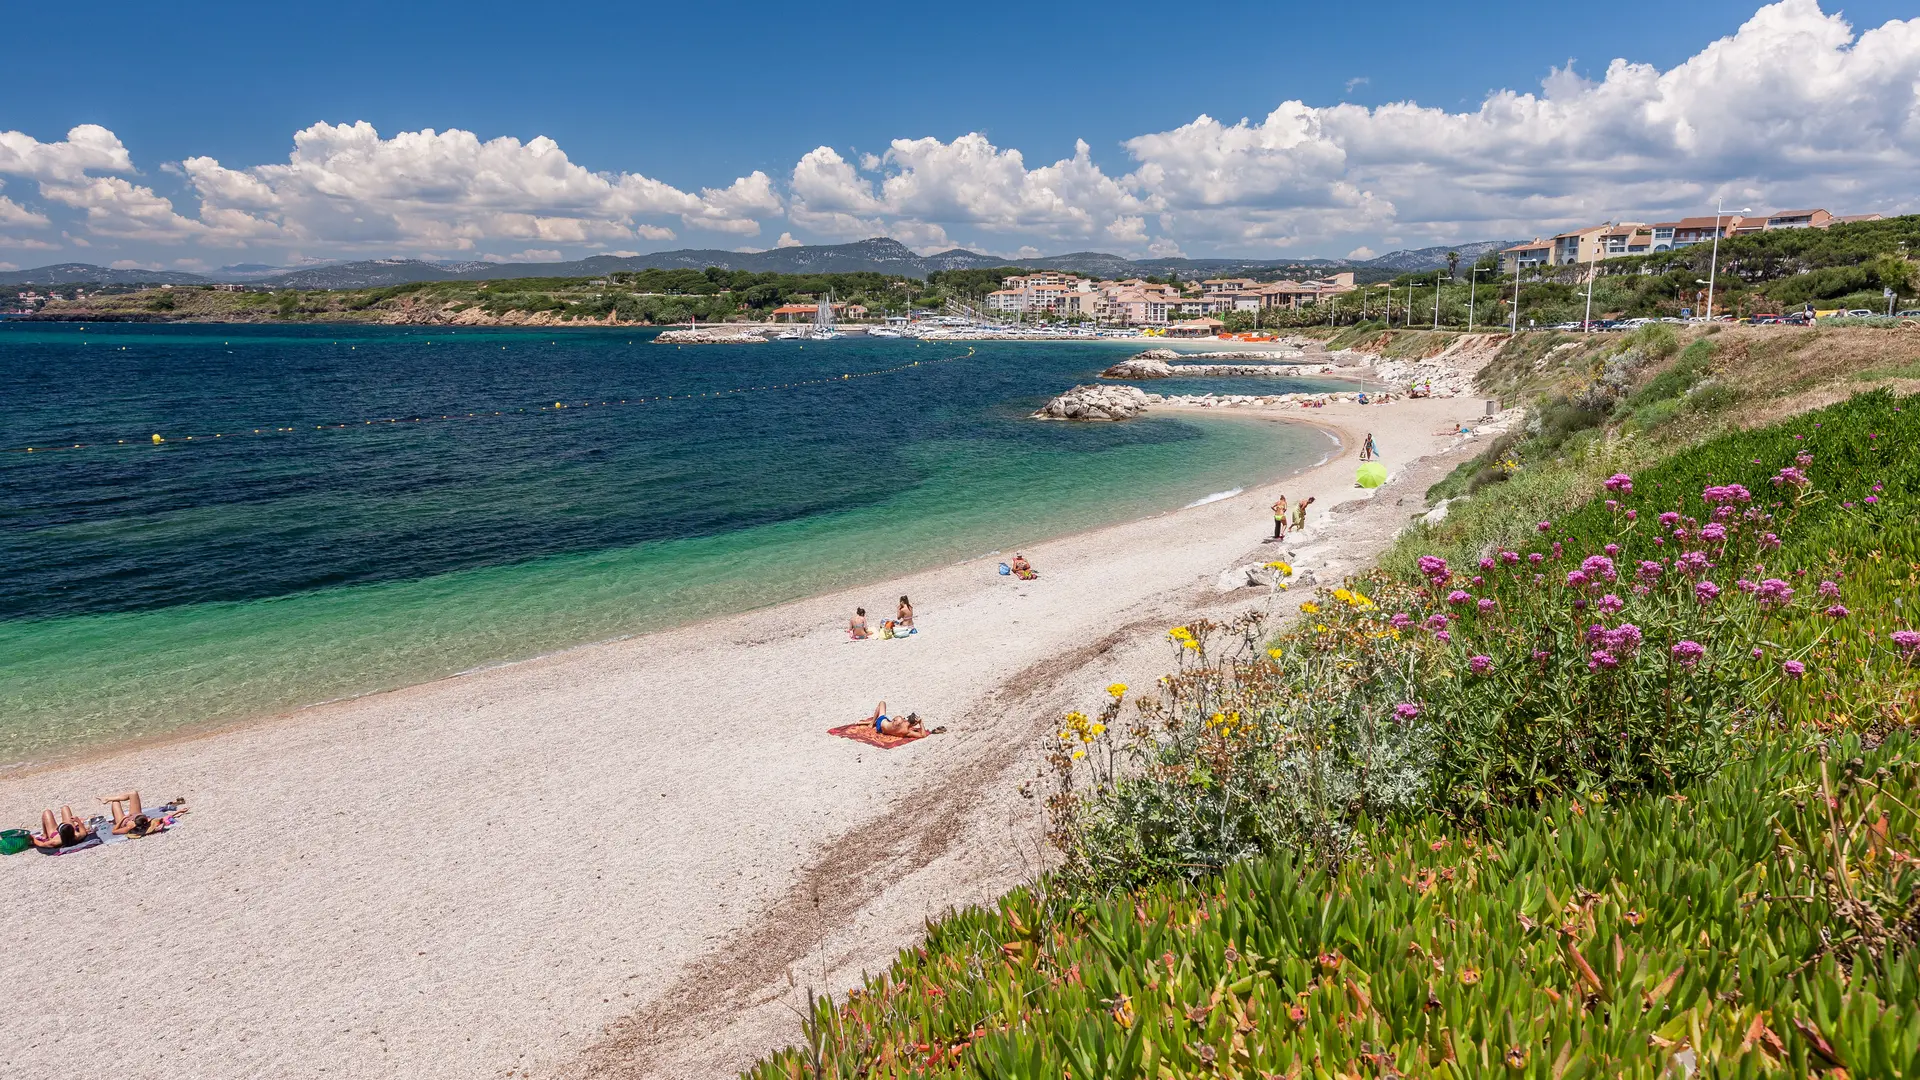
[982,270,1358,331]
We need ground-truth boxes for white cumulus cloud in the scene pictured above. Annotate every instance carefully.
[789,136,1146,247]
[1,2,1916,263]
[177,122,777,250]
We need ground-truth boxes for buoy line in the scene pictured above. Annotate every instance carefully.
[6,348,976,456]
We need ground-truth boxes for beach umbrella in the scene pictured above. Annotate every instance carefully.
[1356,462,1387,488]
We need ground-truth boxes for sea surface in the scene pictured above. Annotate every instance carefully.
[0,324,1347,764]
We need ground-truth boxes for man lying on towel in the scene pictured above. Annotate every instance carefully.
[867,700,928,739]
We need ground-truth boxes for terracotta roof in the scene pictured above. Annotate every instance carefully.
[1765,209,1826,218]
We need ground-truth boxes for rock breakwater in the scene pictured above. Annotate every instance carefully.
[1033,385,1160,421]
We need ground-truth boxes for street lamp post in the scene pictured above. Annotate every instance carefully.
[1406,280,1415,327]
[1703,199,1751,321]
[1509,252,1522,336]
[1582,223,1608,331]
[1469,266,1489,330]
[1433,271,1443,329]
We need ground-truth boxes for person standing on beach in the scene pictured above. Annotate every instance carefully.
[1360,433,1377,461]
[1292,496,1315,532]
[1271,496,1289,540]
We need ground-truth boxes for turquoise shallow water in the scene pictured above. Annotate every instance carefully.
[0,324,1337,764]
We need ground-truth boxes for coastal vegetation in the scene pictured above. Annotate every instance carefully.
[1356,215,1920,328]
[16,268,959,325]
[746,326,1920,1076]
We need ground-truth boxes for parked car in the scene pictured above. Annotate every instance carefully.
[1897,310,1920,318]
[1781,312,1815,325]
[1748,314,1782,325]
[1845,309,1877,318]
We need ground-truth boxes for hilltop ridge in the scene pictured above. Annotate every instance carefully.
[0,237,1520,290]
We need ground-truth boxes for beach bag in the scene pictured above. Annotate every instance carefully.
[997,563,1011,576]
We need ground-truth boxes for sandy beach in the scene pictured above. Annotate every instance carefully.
[2,394,1497,1080]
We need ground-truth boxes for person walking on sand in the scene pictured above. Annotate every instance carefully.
[1271,496,1289,540]
[1360,433,1378,461]
[1292,496,1315,532]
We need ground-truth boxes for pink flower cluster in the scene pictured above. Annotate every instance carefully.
[1893,630,1920,661]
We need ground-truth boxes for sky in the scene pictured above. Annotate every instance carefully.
[2,0,1917,271]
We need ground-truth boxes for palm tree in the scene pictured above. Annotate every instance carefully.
[1446,251,1461,281]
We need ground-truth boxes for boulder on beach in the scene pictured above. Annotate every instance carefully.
[1033,384,1159,421]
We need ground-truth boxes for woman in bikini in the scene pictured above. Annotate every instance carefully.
[102,790,164,837]
[866,700,927,739]
[1010,554,1038,580]
[31,805,92,849]
[849,608,871,639]
[896,596,914,629]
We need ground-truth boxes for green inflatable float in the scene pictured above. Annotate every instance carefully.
[1356,461,1388,488]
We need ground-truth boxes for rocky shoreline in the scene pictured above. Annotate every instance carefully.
[1040,335,1506,421]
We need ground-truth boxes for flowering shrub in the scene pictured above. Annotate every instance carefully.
[751,735,1920,1079]
[1048,391,1920,890]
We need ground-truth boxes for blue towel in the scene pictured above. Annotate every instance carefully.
[39,836,103,856]
[998,563,1011,575]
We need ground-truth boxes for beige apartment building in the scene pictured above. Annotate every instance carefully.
[1501,207,1886,274]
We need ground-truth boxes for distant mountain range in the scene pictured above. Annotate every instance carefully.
[1,237,1522,290]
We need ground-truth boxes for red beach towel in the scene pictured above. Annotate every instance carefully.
[827,722,926,749]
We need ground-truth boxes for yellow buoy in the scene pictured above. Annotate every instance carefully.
[151,434,164,444]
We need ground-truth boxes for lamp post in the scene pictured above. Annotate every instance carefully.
[1469,266,1489,330]
[1582,223,1608,331]
[1703,199,1751,321]
[1433,271,1443,329]
[1373,282,1391,324]
[1406,279,1415,327]
[1509,251,1522,336]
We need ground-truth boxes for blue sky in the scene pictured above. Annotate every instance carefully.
[2,0,1917,268]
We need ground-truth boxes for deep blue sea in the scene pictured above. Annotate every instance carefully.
[0,323,1346,763]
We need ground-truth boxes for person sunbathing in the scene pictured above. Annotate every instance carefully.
[31,805,92,849]
[896,596,915,628]
[867,700,927,739]
[1010,554,1038,580]
[849,608,871,639]
[102,790,165,837]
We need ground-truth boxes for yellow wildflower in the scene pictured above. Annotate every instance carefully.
[1071,749,1086,760]
[1090,723,1107,736]
[1333,588,1354,604]
[1264,561,1294,575]
[1301,601,1321,614]
[1268,648,1284,659]
[1107,682,1128,698]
